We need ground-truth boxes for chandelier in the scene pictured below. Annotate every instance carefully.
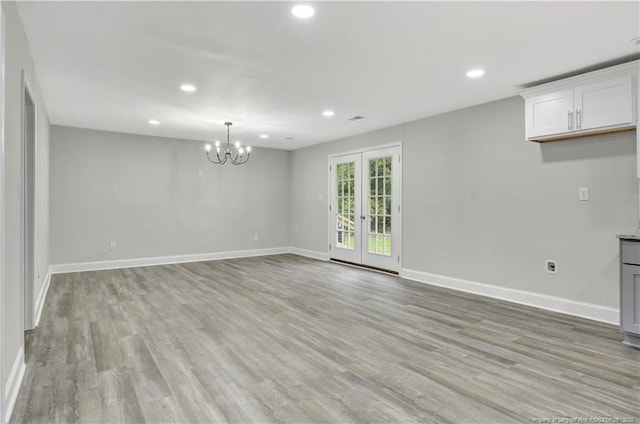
[205,122,251,165]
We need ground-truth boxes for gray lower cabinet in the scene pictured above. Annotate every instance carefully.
[620,240,640,348]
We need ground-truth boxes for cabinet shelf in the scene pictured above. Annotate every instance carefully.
[529,127,636,144]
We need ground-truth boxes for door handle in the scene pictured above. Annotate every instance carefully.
[361,215,366,220]
[568,111,572,131]
[576,109,581,129]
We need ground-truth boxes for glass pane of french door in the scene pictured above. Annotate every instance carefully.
[368,156,392,256]
[336,161,356,250]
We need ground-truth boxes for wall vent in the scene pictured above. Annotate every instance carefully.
[348,116,365,121]
[631,37,640,47]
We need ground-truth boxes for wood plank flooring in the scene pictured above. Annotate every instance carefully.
[10,254,640,423]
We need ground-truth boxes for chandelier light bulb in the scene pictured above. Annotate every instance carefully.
[205,144,211,152]
[247,146,252,153]
[216,146,220,153]
[239,147,244,155]
[215,140,220,147]
[235,141,240,149]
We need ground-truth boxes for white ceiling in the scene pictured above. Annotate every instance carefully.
[16,1,640,150]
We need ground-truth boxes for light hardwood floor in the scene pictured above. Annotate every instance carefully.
[10,254,640,423]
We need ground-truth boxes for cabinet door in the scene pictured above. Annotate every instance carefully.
[621,264,640,335]
[574,75,634,131]
[525,89,573,139]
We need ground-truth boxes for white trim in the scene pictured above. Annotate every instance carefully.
[401,268,619,325]
[33,270,50,327]
[3,347,25,423]
[520,59,640,99]
[327,141,403,160]
[290,247,329,261]
[0,7,5,423]
[49,247,292,274]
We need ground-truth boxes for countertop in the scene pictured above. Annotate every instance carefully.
[617,233,640,240]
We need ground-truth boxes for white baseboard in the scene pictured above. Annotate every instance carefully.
[401,268,619,325]
[49,247,292,274]
[33,270,51,327]
[290,247,330,261]
[4,346,25,423]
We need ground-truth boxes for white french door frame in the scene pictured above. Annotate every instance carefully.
[327,141,402,272]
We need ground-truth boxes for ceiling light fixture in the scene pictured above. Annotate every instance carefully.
[204,122,251,165]
[259,134,269,139]
[292,5,315,19]
[322,110,335,117]
[148,119,160,125]
[466,69,485,79]
[180,84,196,92]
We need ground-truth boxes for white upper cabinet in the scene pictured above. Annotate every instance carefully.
[521,61,638,142]
[575,76,633,132]
[526,89,574,138]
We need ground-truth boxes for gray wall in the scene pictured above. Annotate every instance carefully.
[50,126,291,264]
[291,96,638,308]
[1,0,50,415]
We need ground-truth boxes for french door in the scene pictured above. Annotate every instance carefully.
[329,145,401,272]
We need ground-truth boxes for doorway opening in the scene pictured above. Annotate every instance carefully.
[329,144,402,273]
[21,76,36,336]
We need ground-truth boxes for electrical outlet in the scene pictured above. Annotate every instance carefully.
[578,187,589,201]
[109,241,117,251]
[253,234,259,241]
[198,169,204,177]
[545,259,558,274]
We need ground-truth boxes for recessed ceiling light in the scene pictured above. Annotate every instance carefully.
[148,119,160,125]
[466,69,485,79]
[322,110,335,117]
[259,134,269,139]
[292,5,315,19]
[180,84,196,92]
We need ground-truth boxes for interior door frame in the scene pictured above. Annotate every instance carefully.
[327,141,402,271]
[20,70,37,332]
